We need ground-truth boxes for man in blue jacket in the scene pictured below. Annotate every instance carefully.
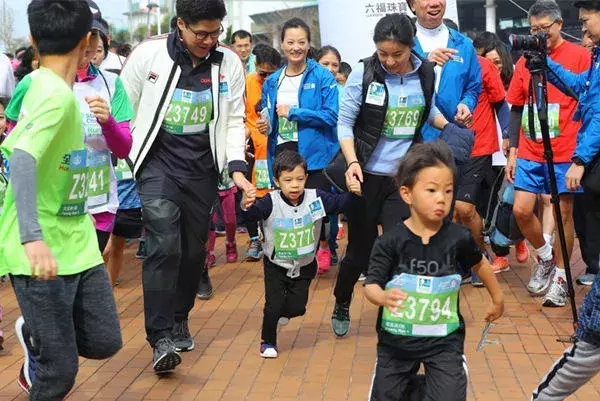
[532,2,600,399]
[407,0,482,142]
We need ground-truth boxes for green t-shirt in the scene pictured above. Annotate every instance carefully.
[0,67,103,276]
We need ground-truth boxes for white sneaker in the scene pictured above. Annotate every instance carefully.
[358,273,367,282]
[278,317,290,326]
[260,343,278,358]
[542,278,568,307]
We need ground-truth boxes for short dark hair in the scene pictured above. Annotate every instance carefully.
[473,31,500,53]
[253,43,282,67]
[395,141,456,189]
[317,45,341,64]
[273,150,307,179]
[232,30,252,43]
[176,0,227,25]
[339,62,352,78]
[373,13,415,48]
[281,18,311,43]
[0,97,10,109]
[28,0,92,56]
[573,0,600,10]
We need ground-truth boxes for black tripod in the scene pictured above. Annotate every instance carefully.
[526,54,579,342]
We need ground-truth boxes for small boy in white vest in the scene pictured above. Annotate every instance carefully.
[242,150,360,358]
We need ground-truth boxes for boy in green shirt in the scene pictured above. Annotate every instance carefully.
[0,1,122,398]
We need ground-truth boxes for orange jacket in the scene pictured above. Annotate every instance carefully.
[245,72,271,198]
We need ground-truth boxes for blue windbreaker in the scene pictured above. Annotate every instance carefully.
[547,49,599,165]
[413,28,482,141]
[260,58,339,178]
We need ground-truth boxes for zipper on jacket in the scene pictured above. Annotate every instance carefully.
[134,60,180,169]
[213,62,222,181]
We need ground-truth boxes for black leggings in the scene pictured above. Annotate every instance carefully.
[96,229,111,254]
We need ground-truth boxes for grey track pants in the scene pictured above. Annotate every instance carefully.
[532,340,600,401]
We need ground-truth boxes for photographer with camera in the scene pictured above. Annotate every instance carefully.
[505,0,590,308]
[531,4,600,397]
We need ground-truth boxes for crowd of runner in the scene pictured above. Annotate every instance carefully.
[0,0,599,400]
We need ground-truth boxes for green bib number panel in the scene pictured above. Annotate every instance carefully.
[162,88,212,135]
[383,94,426,139]
[273,214,315,259]
[382,273,462,337]
[522,103,560,141]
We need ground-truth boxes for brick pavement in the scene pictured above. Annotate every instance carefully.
[1,231,599,401]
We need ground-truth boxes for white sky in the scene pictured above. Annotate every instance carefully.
[11,0,315,39]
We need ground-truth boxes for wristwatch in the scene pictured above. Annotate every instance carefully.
[572,157,585,167]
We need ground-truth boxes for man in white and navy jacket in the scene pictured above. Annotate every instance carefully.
[120,0,254,373]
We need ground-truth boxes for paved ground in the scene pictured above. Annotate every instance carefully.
[1,230,599,401]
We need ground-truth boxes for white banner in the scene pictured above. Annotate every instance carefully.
[318,0,459,65]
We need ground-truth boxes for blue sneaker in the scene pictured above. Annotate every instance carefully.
[15,316,36,393]
[245,238,263,261]
[330,250,339,265]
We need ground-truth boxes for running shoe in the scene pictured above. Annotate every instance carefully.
[542,277,569,307]
[491,256,511,274]
[527,256,557,295]
[15,316,36,393]
[226,241,238,263]
[317,248,332,275]
[245,238,263,261]
[515,240,530,263]
[172,319,194,352]
[152,337,181,373]
[331,302,351,337]
[260,343,278,358]
[576,273,596,286]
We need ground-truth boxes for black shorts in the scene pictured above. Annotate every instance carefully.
[456,155,493,205]
[369,344,468,401]
[112,208,143,239]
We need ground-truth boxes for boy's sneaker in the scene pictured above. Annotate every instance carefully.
[491,256,511,274]
[330,250,339,265]
[542,277,569,307]
[260,343,278,358]
[172,319,194,352]
[515,241,530,263]
[331,302,351,337]
[152,337,181,373]
[136,240,146,259]
[527,256,556,295]
[471,271,484,287]
[317,248,332,274]
[226,242,238,263]
[576,273,596,286]
[15,316,35,393]
[278,317,290,326]
[245,238,263,261]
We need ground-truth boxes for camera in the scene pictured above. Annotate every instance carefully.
[509,33,547,52]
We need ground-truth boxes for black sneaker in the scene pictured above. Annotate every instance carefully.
[196,267,214,300]
[172,320,194,352]
[136,239,146,259]
[152,337,181,373]
[15,316,36,393]
[331,302,351,337]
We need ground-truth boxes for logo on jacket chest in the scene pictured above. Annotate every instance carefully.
[147,72,159,84]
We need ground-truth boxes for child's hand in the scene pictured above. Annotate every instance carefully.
[242,187,257,210]
[347,178,362,196]
[484,299,504,322]
[85,95,110,124]
[383,288,408,314]
[24,240,57,280]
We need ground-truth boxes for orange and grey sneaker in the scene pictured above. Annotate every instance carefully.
[491,256,511,274]
[515,240,530,263]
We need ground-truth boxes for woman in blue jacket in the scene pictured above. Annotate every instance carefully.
[261,18,339,274]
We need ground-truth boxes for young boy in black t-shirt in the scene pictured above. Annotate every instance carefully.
[364,141,504,401]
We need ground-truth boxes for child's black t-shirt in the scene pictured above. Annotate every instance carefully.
[364,221,482,358]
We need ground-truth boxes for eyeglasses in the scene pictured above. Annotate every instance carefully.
[530,20,558,34]
[186,24,224,41]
